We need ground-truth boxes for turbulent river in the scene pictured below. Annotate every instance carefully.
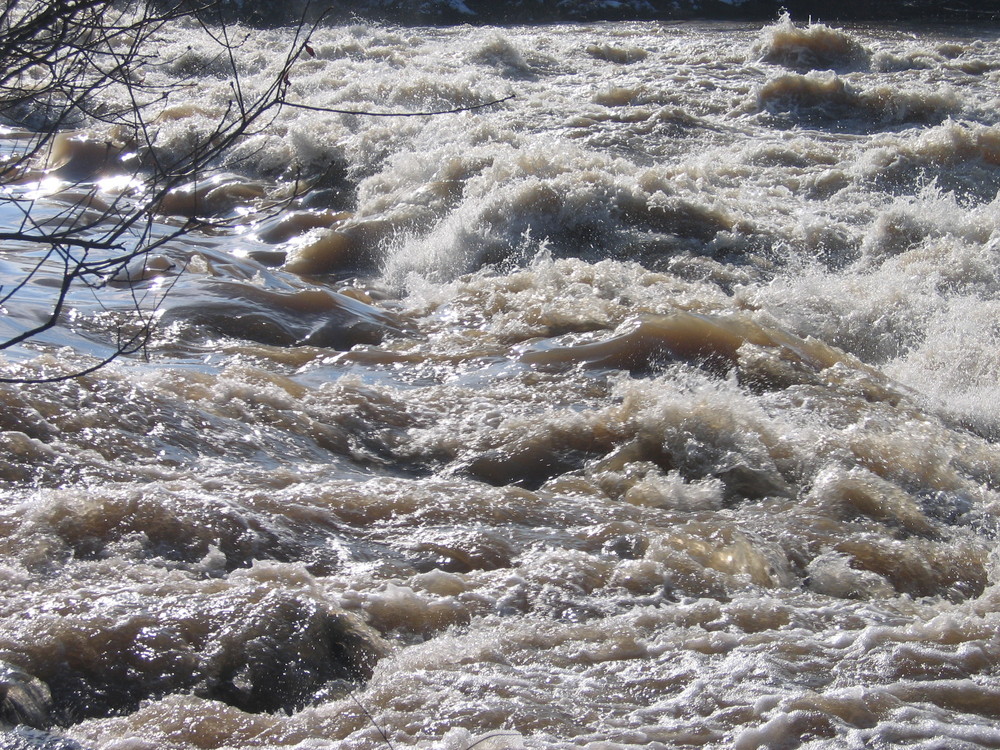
[3,11,1000,750]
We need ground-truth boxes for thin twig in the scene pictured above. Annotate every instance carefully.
[347,691,396,750]
[281,95,515,117]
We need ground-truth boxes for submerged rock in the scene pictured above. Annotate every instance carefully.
[0,664,51,730]
[5,588,387,725]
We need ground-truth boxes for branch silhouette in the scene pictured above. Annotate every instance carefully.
[0,0,514,383]
[282,94,515,117]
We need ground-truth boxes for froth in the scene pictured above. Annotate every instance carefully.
[753,13,870,71]
[5,14,1000,750]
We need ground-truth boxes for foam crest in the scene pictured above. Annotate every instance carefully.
[856,121,1000,202]
[753,13,870,71]
[754,72,958,128]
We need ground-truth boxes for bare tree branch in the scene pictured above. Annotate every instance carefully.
[0,0,511,384]
[281,94,516,117]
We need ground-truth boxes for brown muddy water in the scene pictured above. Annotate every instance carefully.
[3,12,1000,750]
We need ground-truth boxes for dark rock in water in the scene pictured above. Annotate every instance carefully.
[0,673,86,750]
[27,596,387,724]
[194,601,385,714]
[3,581,387,728]
[0,665,51,730]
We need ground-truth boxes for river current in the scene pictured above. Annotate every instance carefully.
[2,11,1000,750]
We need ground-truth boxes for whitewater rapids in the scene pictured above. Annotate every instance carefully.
[2,12,1000,750]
